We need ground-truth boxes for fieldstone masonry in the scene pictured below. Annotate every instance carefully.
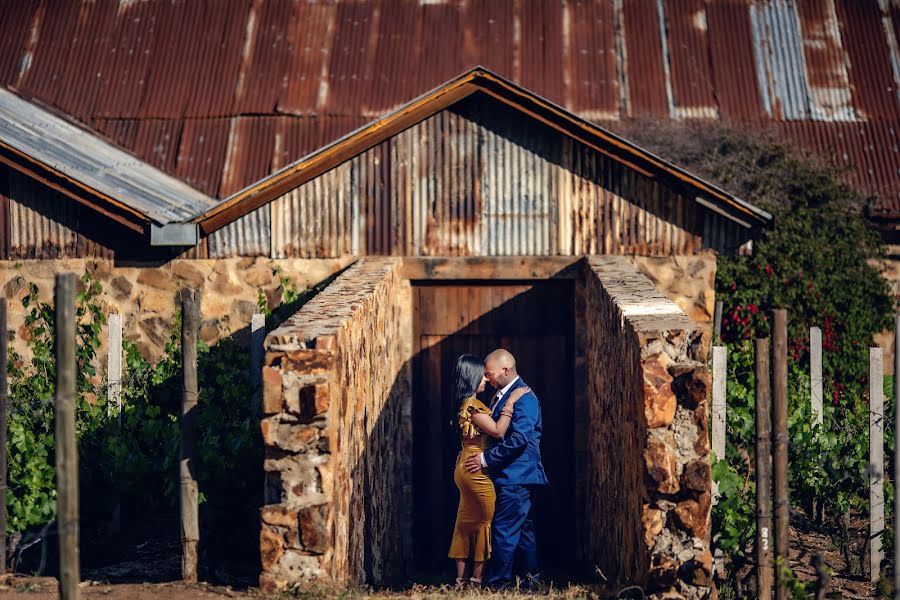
[0,257,353,362]
[260,258,412,592]
[584,257,712,599]
[261,255,712,598]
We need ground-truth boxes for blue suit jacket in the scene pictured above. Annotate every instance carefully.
[484,378,549,486]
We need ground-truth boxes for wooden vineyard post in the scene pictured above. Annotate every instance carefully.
[894,314,900,595]
[810,326,823,425]
[772,309,789,600]
[0,300,7,574]
[711,345,727,576]
[870,347,884,583]
[755,338,773,600]
[250,313,265,412]
[107,314,123,535]
[180,290,200,582]
[55,274,80,600]
[713,300,723,341]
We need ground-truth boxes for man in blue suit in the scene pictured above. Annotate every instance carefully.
[464,349,549,588]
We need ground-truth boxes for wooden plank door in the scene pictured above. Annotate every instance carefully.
[412,281,574,578]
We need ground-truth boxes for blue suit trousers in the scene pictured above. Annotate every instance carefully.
[485,484,540,587]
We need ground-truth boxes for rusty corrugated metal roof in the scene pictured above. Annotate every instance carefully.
[1,0,899,213]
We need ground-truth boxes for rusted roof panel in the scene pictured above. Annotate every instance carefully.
[835,0,900,119]
[52,1,119,122]
[462,0,516,79]
[232,0,293,116]
[1,0,900,214]
[519,0,565,107]
[664,0,717,119]
[327,1,379,117]
[15,1,83,107]
[277,1,337,116]
[568,0,619,118]
[174,118,231,198]
[751,0,812,120]
[0,0,38,87]
[92,0,161,119]
[219,117,277,199]
[778,120,900,207]
[416,3,465,97]
[621,0,669,117]
[706,0,767,121]
[796,0,855,121]
[365,0,423,116]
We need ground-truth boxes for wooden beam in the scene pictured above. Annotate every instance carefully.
[400,257,585,281]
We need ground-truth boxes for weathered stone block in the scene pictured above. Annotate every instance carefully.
[644,354,676,428]
[681,459,711,493]
[261,505,299,528]
[171,262,205,288]
[642,504,665,548]
[283,350,335,373]
[684,367,710,409]
[645,436,679,494]
[262,367,283,414]
[260,526,285,572]
[299,504,330,553]
[136,269,171,290]
[672,492,711,539]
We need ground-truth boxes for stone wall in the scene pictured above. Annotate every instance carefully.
[259,258,412,591]
[630,252,717,324]
[0,258,353,365]
[583,257,712,599]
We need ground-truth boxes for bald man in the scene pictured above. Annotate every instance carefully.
[464,349,548,588]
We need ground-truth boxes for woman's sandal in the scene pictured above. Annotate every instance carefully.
[454,577,468,591]
[468,577,482,589]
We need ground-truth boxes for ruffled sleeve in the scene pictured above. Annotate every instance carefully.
[458,397,492,438]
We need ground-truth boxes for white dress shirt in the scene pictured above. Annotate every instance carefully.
[480,376,521,468]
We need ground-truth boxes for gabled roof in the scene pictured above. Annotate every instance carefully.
[0,87,217,232]
[197,68,771,235]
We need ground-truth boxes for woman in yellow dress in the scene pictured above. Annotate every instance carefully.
[448,354,529,589]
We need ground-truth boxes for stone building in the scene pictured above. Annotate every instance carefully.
[0,56,772,600]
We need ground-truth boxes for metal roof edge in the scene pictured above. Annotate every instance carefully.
[0,86,217,227]
[195,66,772,233]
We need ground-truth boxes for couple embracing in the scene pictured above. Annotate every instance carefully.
[447,349,548,589]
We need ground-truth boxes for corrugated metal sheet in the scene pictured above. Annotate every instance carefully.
[3,168,113,259]
[0,87,217,224]
[796,0,855,121]
[2,0,900,213]
[621,0,669,117]
[664,0,718,119]
[706,0,767,120]
[255,95,714,260]
[752,0,813,120]
[835,0,900,120]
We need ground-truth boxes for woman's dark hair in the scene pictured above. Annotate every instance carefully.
[453,354,484,406]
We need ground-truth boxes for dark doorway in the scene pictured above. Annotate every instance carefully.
[411,280,575,580]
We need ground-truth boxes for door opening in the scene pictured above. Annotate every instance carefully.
[411,280,576,581]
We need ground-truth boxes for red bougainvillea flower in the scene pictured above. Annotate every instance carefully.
[748,304,758,315]
[764,264,774,276]
[730,282,737,291]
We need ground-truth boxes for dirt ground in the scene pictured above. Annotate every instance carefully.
[0,578,605,600]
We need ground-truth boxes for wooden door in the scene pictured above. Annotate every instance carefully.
[412,281,574,578]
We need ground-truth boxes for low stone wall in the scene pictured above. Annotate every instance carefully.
[0,258,353,364]
[584,257,712,599]
[259,258,412,591]
[630,252,717,324]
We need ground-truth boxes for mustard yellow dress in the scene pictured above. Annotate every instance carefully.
[448,397,496,561]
